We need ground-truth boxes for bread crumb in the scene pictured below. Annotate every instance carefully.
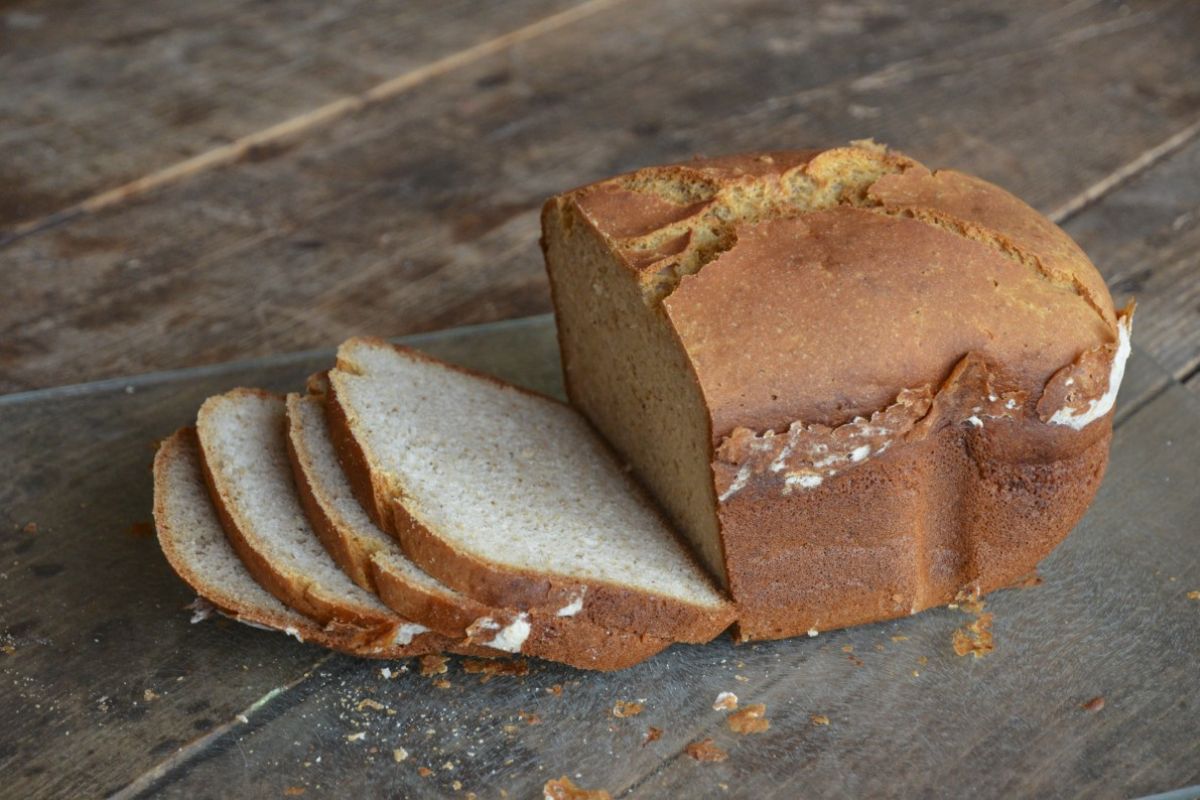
[380,667,393,679]
[417,767,433,778]
[346,732,366,742]
[143,688,159,702]
[518,710,542,725]
[890,635,909,642]
[502,723,519,734]
[807,628,819,637]
[442,760,455,771]
[712,691,738,711]
[685,738,728,762]
[547,684,564,696]
[612,700,644,718]
[917,656,928,665]
[419,655,448,676]
[356,698,385,712]
[283,788,305,796]
[643,726,663,746]
[727,703,769,734]
[543,776,612,799]
[1081,696,1105,712]
[463,658,529,683]
[952,612,994,659]
[22,522,37,534]
[811,714,830,726]
[1187,591,1200,600]
[841,644,854,653]
[912,670,920,677]
[393,747,408,763]
[734,674,748,683]
[847,654,864,667]
[452,780,463,791]
[432,678,451,690]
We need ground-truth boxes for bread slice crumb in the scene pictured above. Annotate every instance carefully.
[712,691,738,711]
[612,700,644,718]
[811,714,830,726]
[543,776,611,799]
[686,738,728,762]
[726,703,769,734]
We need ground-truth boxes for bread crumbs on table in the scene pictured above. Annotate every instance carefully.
[433,678,451,689]
[734,674,748,682]
[612,700,644,718]
[419,655,448,676]
[952,612,994,658]
[1187,590,1200,600]
[346,732,366,742]
[463,658,529,683]
[643,726,663,746]
[392,747,408,763]
[686,738,728,762]
[811,714,830,726]
[713,691,738,711]
[283,788,305,796]
[891,635,909,642]
[143,688,159,702]
[1082,696,1105,712]
[22,522,37,534]
[547,683,564,696]
[417,767,433,778]
[727,703,770,734]
[542,775,612,799]
[451,780,462,790]
[356,698,385,712]
[518,710,542,725]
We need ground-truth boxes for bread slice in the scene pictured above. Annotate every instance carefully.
[152,428,441,658]
[325,338,735,643]
[195,388,451,655]
[286,389,671,670]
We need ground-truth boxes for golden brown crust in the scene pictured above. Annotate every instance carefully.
[546,143,1125,641]
[326,342,736,644]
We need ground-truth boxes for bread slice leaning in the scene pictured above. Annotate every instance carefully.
[286,389,671,670]
[153,428,434,658]
[325,338,736,643]
[195,388,457,656]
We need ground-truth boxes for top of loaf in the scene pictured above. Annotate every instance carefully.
[550,142,1121,436]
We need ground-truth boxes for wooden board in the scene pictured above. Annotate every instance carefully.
[0,0,584,230]
[4,0,1200,392]
[0,316,1194,799]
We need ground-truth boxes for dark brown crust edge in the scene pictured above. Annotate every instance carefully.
[325,340,735,644]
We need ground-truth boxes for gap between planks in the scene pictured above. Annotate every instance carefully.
[0,0,629,248]
[107,654,338,800]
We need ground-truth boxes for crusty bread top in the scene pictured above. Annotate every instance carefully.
[328,338,733,628]
[550,142,1120,436]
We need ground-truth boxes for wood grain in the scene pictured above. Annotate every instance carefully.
[1058,134,1200,399]
[0,317,1180,799]
[0,0,584,231]
[3,0,1200,393]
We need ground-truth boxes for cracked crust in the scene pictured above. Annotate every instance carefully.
[542,142,1125,640]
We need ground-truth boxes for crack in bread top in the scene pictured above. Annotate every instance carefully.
[564,143,1120,438]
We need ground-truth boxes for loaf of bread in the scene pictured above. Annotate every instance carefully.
[541,141,1132,641]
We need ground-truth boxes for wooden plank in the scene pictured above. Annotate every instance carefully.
[0,316,1166,800]
[0,0,585,230]
[35,328,1179,800]
[0,318,563,799]
[3,0,1199,392]
[1060,135,1200,391]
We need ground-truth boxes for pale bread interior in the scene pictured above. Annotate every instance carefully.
[197,390,415,626]
[332,339,728,609]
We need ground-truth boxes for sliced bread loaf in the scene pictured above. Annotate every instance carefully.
[195,388,449,655]
[153,428,441,658]
[286,390,670,670]
[325,338,735,643]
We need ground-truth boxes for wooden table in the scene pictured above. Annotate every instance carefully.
[2,2,1198,797]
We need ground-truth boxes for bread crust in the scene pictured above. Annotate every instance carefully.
[287,392,671,670]
[196,389,465,655]
[545,143,1128,641]
[154,429,455,659]
[326,340,736,644]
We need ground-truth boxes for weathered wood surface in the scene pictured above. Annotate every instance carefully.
[0,0,584,231]
[0,317,1192,800]
[3,0,1200,393]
